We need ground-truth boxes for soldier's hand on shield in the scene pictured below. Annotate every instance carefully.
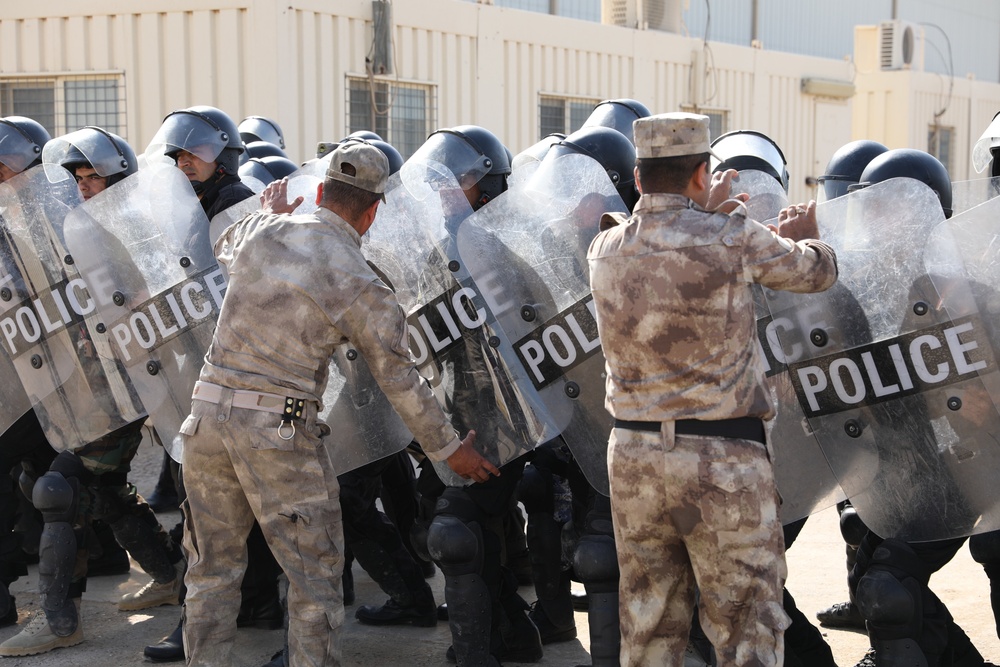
[260,177,305,215]
[446,430,501,483]
[707,168,750,213]
[773,200,819,241]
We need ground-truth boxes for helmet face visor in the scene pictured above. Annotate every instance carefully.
[0,122,42,173]
[145,112,229,166]
[710,131,787,191]
[43,128,131,178]
[238,117,284,149]
[410,131,491,191]
[973,114,1000,174]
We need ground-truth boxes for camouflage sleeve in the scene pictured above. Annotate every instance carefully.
[744,220,838,294]
[335,279,462,462]
[213,211,265,267]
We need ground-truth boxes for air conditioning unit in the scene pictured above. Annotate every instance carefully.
[879,20,923,71]
[602,0,682,32]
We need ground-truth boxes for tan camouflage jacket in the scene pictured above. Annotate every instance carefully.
[199,207,461,461]
[587,193,838,422]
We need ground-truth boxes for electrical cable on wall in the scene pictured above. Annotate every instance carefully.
[365,0,402,119]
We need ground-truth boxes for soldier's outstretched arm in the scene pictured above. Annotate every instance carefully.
[445,430,501,483]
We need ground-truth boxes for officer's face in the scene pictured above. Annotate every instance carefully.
[0,161,18,184]
[74,167,108,200]
[175,149,217,183]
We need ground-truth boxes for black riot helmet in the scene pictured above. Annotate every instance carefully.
[238,116,285,149]
[582,99,652,145]
[238,155,299,187]
[317,138,403,175]
[710,130,789,193]
[0,116,51,174]
[145,105,245,175]
[545,126,638,210]
[856,148,953,219]
[818,140,889,201]
[972,111,1000,177]
[244,140,289,161]
[42,126,138,186]
[411,125,511,208]
[512,133,565,171]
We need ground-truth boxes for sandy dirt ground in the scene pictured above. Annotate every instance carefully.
[2,434,997,666]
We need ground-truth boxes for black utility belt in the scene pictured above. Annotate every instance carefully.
[613,416,766,445]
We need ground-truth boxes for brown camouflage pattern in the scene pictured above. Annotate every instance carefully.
[587,193,837,422]
[200,207,460,462]
[587,193,837,665]
[182,398,343,667]
[182,206,470,666]
[608,426,790,666]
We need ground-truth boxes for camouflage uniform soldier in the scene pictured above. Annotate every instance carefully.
[180,141,498,667]
[586,112,839,667]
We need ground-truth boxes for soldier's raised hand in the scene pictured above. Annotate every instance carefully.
[260,177,305,215]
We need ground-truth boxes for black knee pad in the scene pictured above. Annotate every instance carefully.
[517,464,552,515]
[48,451,92,484]
[839,505,869,548]
[856,569,920,629]
[969,530,1000,565]
[573,533,618,587]
[32,472,78,524]
[427,515,482,577]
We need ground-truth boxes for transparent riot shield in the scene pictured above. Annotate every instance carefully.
[763,177,1000,541]
[732,169,788,223]
[455,153,627,495]
[0,165,145,451]
[364,160,549,487]
[62,163,213,460]
[733,170,846,521]
[950,177,1000,216]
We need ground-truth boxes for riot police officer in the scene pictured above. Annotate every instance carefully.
[845,148,992,667]
[0,126,186,658]
[0,115,57,632]
[400,125,544,667]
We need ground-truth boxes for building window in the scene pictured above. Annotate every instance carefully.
[681,106,729,139]
[928,124,953,173]
[539,95,598,138]
[347,77,436,160]
[0,74,125,139]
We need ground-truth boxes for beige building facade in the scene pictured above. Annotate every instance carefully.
[0,1,997,203]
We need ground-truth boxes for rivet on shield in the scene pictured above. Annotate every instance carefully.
[913,301,929,316]
[179,257,191,268]
[95,323,106,334]
[843,419,862,438]
[146,360,160,375]
[0,287,10,301]
[947,396,962,411]
[346,349,358,361]
[112,291,126,306]
[448,260,461,273]
[520,305,536,322]
[809,328,828,347]
[30,355,42,369]
[64,254,74,265]
[564,382,580,399]
[488,335,501,348]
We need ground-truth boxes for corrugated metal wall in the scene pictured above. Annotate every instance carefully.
[0,0,854,202]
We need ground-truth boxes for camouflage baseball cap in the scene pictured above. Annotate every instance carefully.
[326,140,389,200]
[633,112,721,160]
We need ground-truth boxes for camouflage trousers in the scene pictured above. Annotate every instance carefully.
[181,391,344,667]
[607,423,790,667]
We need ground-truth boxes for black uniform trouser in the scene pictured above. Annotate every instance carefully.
[0,411,56,586]
[340,451,431,607]
[851,533,984,667]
